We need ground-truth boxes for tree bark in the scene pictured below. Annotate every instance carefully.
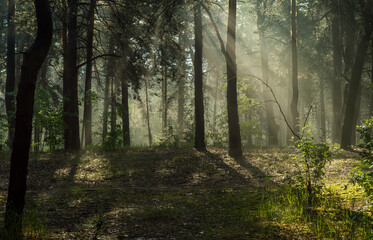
[102,44,114,144]
[341,23,372,148]
[290,0,299,137]
[331,0,343,144]
[5,0,52,237]
[63,0,80,150]
[320,77,326,141]
[6,0,16,147]
[145,76,152,146]
[162,64,168,137]
[194,3,206,151]
[83,0,96,146]
[121,58,130,146]
[226,0,242,157]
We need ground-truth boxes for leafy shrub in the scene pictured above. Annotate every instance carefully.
[292,126,332,205]
[353,117,373,207]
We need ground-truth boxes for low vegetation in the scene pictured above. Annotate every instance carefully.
[0,146,371,239]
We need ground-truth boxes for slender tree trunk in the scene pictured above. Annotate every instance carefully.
[121,58,130,146]
[331,0,343,143]
[257,0,279,145]
[83,0,96,146]
[226,0,242,157]
[194,3,206,151]
[341,24,372,148]
[162,64,168,137]
[212,73,219,129]
[110,68,117,135]
[320,77,326,141]
[63,0,80,150]
[290,0,299,137]
[177,77,185,134]
[5,0,52,237]
[145,77,152,146]
[6,0,16,147]
[102,39,114,144]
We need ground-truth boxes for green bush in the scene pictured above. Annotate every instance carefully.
[293,126,332,205]
[353,117,373,207]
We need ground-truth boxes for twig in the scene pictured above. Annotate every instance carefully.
[245,74,301,140]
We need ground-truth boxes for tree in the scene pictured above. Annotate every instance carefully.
[5,0,16,147]
[63,0,80,150]
[82,0,97,146]
[341,5,372,148]
[290,0,299,138]
[226,0,242,157]
[331,0,343,144]
[194,3,206,151]
[4,0,52,237]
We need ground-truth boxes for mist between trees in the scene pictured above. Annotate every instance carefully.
[0,0,372,153]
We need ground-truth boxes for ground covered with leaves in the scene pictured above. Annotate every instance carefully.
[0,147,370,239]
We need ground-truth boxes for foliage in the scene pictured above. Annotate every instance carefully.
[33,87,65,151]
[0,114,8,151]
[292,126,332,205]
[103,124,123,151]
[353,117,373,207]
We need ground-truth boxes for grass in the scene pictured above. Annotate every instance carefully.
[0,147,372,239]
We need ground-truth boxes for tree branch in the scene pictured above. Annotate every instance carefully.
[77,53,121,68]
[201,3,227,57]
[246,74,301,140]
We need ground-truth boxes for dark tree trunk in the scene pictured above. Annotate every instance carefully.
[63,0,80,150]
[6,0,16,147]
[5,0,52,237]
[371,40,373,117]
[121,58,130,146]
[194,3,206,151]
[83,0,96,146]
[110,67,117,135]
[226,0,242,157]
[162,64,168,137]
[257,0,279,145]
[320,77,326,141]
[290,0,299,137]
[341,24,372,148]
[102,45,114,144]
[145,77,152,146]
[331,0,343,143]
[177,77,185,134]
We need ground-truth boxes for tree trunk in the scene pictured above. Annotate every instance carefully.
[177,77,185,134]
[102,45,114,144]
[212,73,219,129]
[226,0,242,157]
[5,0,52,237]
[257,0,279,145]
[341,24,372,148]
[83,0,96,146]
[194,3,206,151]
[162,64,168,137]
[290,0,299,137]
[63,0,80,150]
[145,77,152,146]
[6,0,16,147]
[370,40,373,117]
[331,0,343,144]
[121,59,130,146]
[320,77,326,141]
[110,67,117,135]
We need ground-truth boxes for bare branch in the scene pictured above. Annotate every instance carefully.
[201,3,227,57]
[245,74,301,140]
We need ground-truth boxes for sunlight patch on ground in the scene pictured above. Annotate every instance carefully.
[74,157,111,182]
[222,156,252,179]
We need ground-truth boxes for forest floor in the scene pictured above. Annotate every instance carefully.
[0,147,370,239]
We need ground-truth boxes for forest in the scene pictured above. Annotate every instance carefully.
[0,0,373,239]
